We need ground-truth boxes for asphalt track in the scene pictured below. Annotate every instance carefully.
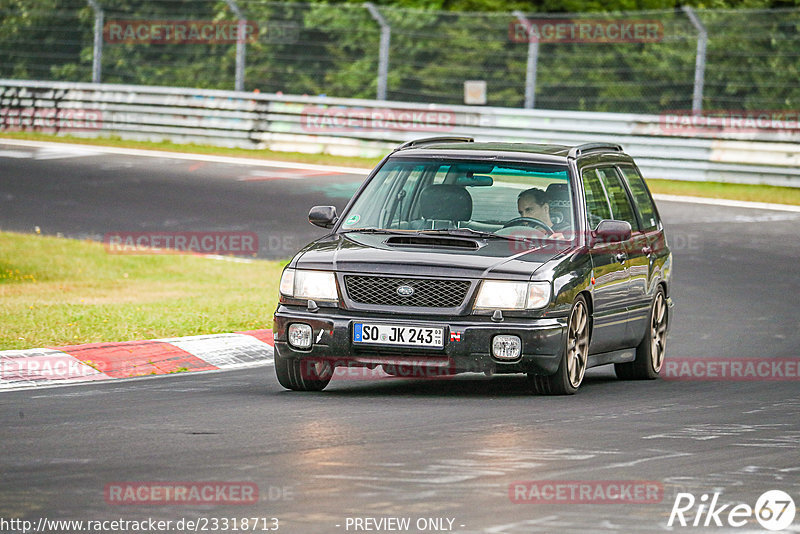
[1,141,799,533]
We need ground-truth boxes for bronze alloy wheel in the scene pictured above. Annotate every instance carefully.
[615,287,668,381]
[566,298,590,388]
[529,295,590,395]
[649,291,668,373]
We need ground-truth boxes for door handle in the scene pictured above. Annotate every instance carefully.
[615,252,627,263]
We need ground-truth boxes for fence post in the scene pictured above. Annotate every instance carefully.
[682,6,707,115]
[513,11,538,109]
[364,2,390,101]
[224,0,247,92]
[86,0,103,83]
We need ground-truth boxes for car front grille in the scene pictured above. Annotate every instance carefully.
[344,275,470,308]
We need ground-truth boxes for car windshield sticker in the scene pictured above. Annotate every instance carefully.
[344,214,360,225]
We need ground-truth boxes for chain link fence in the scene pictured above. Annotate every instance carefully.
[1,1,799,114]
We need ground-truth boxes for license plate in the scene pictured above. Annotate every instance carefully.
[353,323,444,348]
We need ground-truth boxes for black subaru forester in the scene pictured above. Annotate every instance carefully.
[273,138,673,395]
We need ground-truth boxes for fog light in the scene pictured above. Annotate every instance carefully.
[288,323,313,349]
[492,335,521,360]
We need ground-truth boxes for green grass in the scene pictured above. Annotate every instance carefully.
[2,132,799,205]
[0,231,284,350]
[645,178,800,206]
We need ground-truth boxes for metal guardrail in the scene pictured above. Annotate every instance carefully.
[2,79,800,187]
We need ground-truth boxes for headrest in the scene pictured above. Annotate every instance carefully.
[419,185,472,221]
[545,182,571,225]
[546,182,570,205]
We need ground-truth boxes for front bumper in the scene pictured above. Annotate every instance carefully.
[273,305,567,376]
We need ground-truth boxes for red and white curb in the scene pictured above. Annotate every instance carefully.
[0,330,274,391]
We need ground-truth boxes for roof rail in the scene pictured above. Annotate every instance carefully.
[567,143,623,159]
[396,136,474,151]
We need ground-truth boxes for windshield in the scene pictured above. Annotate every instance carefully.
[338,158,575,240]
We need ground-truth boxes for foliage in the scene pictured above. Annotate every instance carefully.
[1,0,799,112]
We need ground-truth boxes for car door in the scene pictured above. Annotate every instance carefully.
[581,166,631,354]
[617,164,665,344]
[595,165,650,347]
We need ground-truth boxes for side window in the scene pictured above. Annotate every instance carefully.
[403,163,453,224]
[581,168,611,230]
[384,165,426,227]
[619,165,659,231]
[596,167,639,230]
[397,166,425,223]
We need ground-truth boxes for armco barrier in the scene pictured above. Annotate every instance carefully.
[2,79,800,187]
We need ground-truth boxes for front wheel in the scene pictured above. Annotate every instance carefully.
[615,288,668,380]
[529,295,590,395]
[275,355,332,391]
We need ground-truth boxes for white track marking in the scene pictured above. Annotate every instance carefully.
[156,333,273,369]
[34,146,102,160]
[0,139,368,174]
[653,193,800,212]
[0,149,33,158]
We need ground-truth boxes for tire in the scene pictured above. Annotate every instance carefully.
[615,287,668,380]
[274,355,332,391]
[529,295,590,395]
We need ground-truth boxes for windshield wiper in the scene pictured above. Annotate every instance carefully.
[341,228,422,235]
[418,228,519,241]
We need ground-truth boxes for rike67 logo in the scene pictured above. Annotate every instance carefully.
[668,490,796,531]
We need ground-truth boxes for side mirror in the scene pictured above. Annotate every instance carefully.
[308,205,338,229]
[593,219,631,244]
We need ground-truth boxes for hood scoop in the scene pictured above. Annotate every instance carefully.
[385,235,480,250]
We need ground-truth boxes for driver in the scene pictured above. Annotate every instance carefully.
[517,188,553,227]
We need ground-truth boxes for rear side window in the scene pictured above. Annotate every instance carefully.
[596,167,638,230]
[619,165,660,231]
[581,168,612,230]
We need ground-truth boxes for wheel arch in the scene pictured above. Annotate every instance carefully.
[578,289,594,341]
[658,280,669,297]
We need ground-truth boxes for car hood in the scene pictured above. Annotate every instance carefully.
[293,232,569,280]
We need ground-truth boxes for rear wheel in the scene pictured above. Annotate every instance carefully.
[275,355,332,391]
[529,295,590,395]
[615,288,668,380]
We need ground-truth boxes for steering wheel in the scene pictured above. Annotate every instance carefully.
[502,217,554,235]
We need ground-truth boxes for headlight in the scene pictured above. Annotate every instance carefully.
[279,268,338,301]
[474,280,550,310]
